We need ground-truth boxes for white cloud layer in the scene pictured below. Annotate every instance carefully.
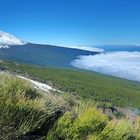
[71,51,140,82]
[67,45,104,52]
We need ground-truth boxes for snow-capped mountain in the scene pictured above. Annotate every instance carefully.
[0,31,26,48]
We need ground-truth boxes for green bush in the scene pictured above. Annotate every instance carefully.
[95,120,134,140]
[47,105,140,140]
[135,118,140,139]
[47,106,108,140]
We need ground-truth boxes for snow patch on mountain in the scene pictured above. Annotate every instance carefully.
[0,44,9,49]
[0,31,26,48]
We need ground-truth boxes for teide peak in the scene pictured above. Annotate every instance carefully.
[0,31,26,48]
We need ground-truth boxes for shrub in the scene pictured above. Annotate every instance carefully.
[95,120,135,140]
[135,118,140,139]
[47,106,108,140]
[47,105,140,140]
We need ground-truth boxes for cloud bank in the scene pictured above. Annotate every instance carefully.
[67,45,104,52]
[71,51,140,82]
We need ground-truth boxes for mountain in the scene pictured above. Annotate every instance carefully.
[0,31,25,48]
[0,31,98,68]
[0,43,97,68]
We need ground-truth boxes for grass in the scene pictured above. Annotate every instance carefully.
[0,60,140,109]
[0,73,68,139]
[0,73,45,139]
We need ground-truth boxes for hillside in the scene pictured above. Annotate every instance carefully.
[1,73,140,140]
[1,60,140,110]
[0,43,97,68]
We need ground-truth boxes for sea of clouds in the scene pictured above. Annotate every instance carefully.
[71,51,140,82]
[66,45,104,52]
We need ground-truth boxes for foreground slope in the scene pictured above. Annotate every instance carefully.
[0,73,68,139]
[1,73,140,140]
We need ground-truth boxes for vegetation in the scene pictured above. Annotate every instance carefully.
[0,73,68,139]
[0,72,140,140]
[0,60,140,109]
[47,106,140,140]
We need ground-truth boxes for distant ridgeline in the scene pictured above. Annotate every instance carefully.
[0,43,98,68]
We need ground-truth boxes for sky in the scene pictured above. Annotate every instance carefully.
[0,0,140,46]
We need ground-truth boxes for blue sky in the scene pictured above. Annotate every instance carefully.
[0,0,140,46]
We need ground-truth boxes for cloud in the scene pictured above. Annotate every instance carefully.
[67,45,104,52]
[71,51,140,82]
